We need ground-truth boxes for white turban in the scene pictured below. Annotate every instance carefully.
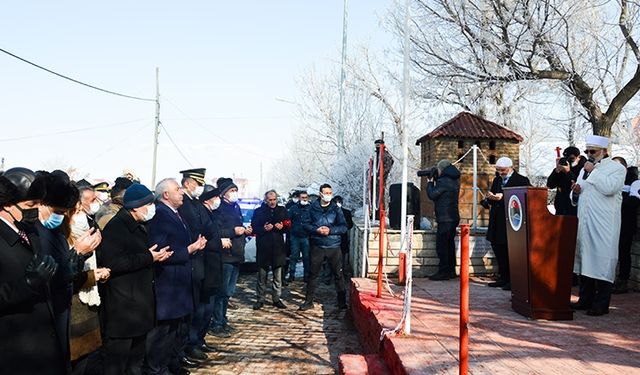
[495,157,513,168]
[585,135,609,149]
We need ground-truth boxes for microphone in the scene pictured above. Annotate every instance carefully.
[582,157,596,180]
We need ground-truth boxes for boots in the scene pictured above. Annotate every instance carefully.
[612,279,629,294]
[337,291,348,310]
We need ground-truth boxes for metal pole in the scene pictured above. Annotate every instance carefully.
[472,145,478,232]
[398,0,412,286]
[337,0,348,154]
[459,224,470,375]
[151,67,160,187]
[404,215,415,334]
[377,143,386,298]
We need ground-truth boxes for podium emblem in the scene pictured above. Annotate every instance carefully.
[508,195,523,231]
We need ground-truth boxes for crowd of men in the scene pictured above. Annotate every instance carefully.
[0,166,352,375]
[425,135,639,317]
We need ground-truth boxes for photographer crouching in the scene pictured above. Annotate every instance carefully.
[424,159,461,281]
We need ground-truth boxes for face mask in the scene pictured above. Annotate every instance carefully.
[88,201,100,215]
[96,192,109,203]
[292,198,299,203]
[210,198,221,210]
[322,194,333,203]
[17,205,40,225]
[300,200,309,206]
[193,186,204,198]
[336,202,342,208]
[142,204,156,222]
[71,213,91,237]
[42,212,65,229]
[227,191,239,203]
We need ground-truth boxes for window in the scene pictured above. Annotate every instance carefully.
[489,155,496,164]
[489,140,496,150]
[457,140,464,149]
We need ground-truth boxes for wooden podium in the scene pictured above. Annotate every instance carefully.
[503,187,577,320]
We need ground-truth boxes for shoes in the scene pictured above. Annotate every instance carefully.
[179,356,200,368]
[208,326,231,338]
[586,307,609,316]
[501,283,511,291]
[429,272,450,281]
[273,300,287,309]
[200,343,217,353]
[612,279,629,294]
[298,301,314,311]
[488,280,507,288]
[223,324,237,333]
[253,301,264,310]
[569,301,590,311]
[184,348,207,362]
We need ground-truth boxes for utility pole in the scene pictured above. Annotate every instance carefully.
[337,0,348,154]
[151,67,160,187]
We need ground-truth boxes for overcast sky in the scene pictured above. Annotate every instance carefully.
[0,1,392,194]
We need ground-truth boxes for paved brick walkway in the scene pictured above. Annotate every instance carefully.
[192,272,363,374]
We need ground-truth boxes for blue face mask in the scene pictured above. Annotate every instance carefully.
[42,212,65,229]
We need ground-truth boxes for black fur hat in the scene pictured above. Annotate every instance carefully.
[0,176,19,207]
[42,172,80,209]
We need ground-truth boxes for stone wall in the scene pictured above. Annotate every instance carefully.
[349,222,496,278]
[419,137,520,226]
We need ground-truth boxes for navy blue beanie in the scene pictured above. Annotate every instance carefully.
[123,183,154,209]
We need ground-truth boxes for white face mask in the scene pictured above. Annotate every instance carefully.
[142,204,156,222]
[336,202,342,208]
[88,201,101,215]
[193,186,204,198]
[71,213,90,237]
[321,194,332,203]
[209,198,221,211]
[300,200,309,206]
[292,198,299,203]
[227,191,239,203]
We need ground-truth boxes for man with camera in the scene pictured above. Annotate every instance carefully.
[547,146,585,216]
[425,160,461,280]
[484,157,531,291]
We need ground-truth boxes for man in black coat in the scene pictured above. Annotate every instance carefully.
[546,146,585,216]
[426,160,461,281]
[0,169,65,375]
[211,178,251,337]
[251,190,289,310]
[484,157,531,291]
[99,184,173,375]
[178,168,217,364]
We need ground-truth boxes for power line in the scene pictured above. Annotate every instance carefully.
[162,96,274,160]
[0,47,155,102]
[0,118,149,143]
[159,122,194,167]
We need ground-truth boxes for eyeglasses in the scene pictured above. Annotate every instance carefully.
[584,149,598,155]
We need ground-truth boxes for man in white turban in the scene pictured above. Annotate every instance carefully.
[570,135,626,316]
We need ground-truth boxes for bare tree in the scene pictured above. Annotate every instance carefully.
[403,0,640,136]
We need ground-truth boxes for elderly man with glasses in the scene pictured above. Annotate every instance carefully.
[569,135,626,316]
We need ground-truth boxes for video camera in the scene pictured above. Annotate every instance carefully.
[417,166,439,179]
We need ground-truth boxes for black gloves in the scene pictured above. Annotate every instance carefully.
[25,254,58,291]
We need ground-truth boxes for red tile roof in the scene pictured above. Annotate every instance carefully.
[415,112,523,145]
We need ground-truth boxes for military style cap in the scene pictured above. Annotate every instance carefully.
[180,168,206,185]
[74,179,93,189]
[93,181,110,192]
